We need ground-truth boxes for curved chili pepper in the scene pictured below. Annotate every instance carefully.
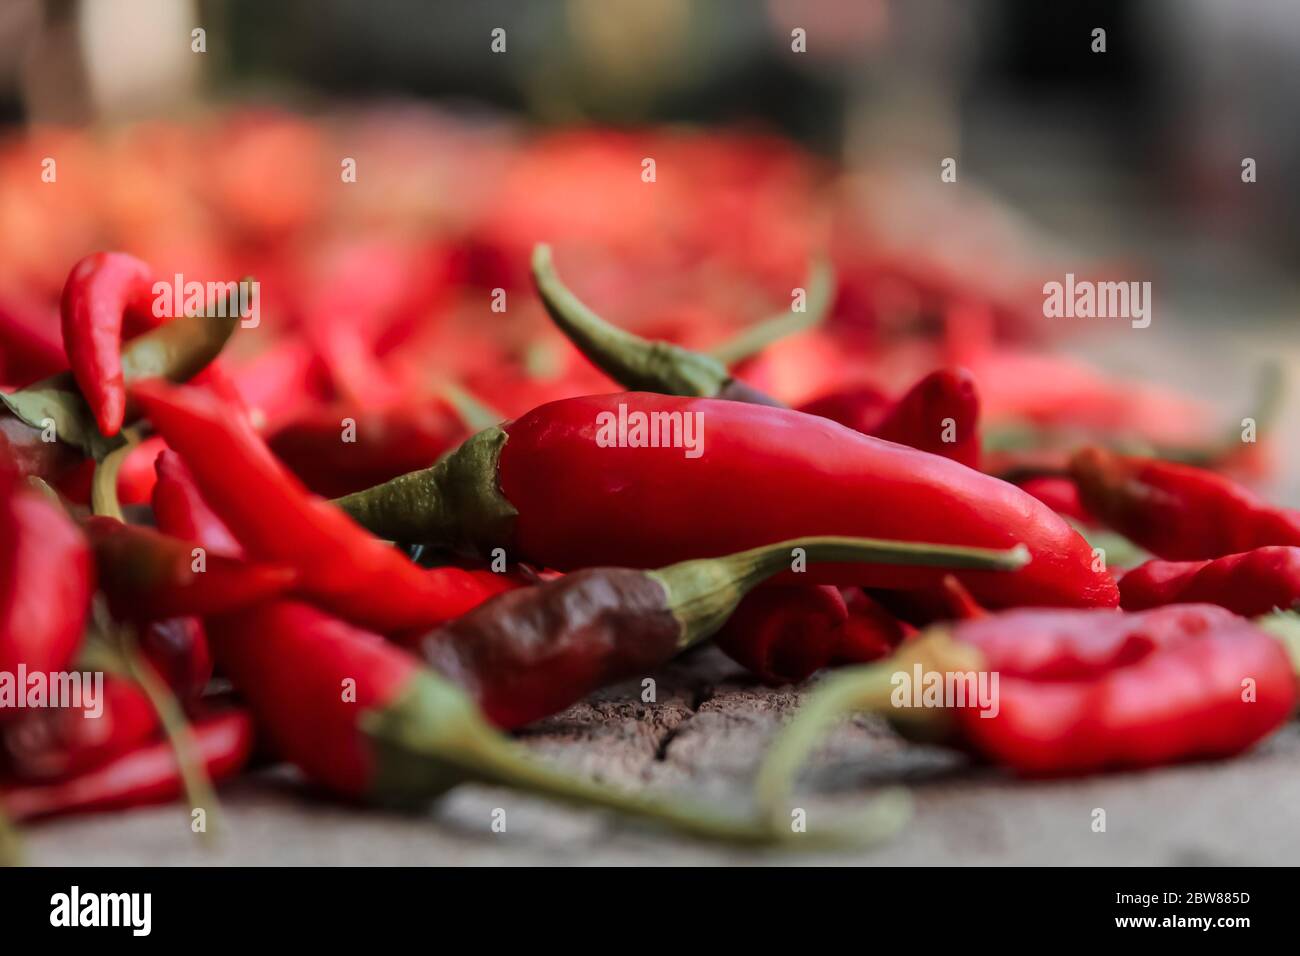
[715,585,909,686]
[209,600,899,845]
[267,399,468,498]
[336,393,1111,609]
[151,449,242,557]
[1071,446,1300,559]
[421,536,1016,729]
[133,380,552,632]
[1119,547,1300,617]
[1,677,156,783]
[0,710,252,821]
[83,516,297,622]
[59,253,159,436]
[0,474,94,709]
[756,604,1298,814]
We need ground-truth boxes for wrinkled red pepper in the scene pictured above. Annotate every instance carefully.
[1071,446,1300,559]
[337,393,1110,609]
[756,604,1299,807]
[715,585,910,685]
[1120,547,1300,617]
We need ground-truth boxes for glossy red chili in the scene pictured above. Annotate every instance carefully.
[1071,446,1300,559]
[133,380,518,633]
[59,252,159,436]
[337,393,1113,609]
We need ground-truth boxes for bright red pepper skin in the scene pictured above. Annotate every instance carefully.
[134,381,512,632]
[83,516,298,621]
[208,601,414,797]
[341,394,1114,609]
[1071,447,1300,560]
[715,585,907,685]
[1,677,157,783]
[152,449,242,557]
[948,605,1297,774]
[1119,547,1300,617]
[0,476,94,714]
[0,297,65,386]
[59,252,159,436]
[0,710,252,821]
[1016,475,1094,525]
[795,386,892,435]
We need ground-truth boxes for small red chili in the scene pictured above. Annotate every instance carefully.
[1119,547,1300,617]
[59,252,159,437]
[1071,446,1300,559]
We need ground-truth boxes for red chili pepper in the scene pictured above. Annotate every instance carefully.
[0,710,252,821]
[756,604,1299,807]
[715,585,910,685]
[207,599,879,843]
[0,297,65,386]
[1071,446,1300,559]
[152,449,242,557]
[1119,547,1300,617]
[337,393,1111,609]
[0,473,94,710]
[267,399,468,498]
[133,380,536,632]
[794,385,892,435]
[1,677,157,783]
[83,515,298,622]
[1015,474,1094,525]
[59,253,159,436]
[421,536,1012,728]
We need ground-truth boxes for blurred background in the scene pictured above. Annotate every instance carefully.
[1,0,1297,496]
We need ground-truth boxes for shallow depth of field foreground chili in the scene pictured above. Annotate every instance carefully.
[2,7,1300,867]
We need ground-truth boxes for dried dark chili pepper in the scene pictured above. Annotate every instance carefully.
[134,380,546,632]
[420,536,1020,729]
[209,600,904,845]
[1119,547,1300,617]
[1071,446,1300,559]
[267,399,469,498]
[337,393,1112,609]
[0,471,94,702]
[0,710,252,822]
[755,604,1298,816]
[59,252,160,437]
[715,585,910,686]
[83,516,298,621]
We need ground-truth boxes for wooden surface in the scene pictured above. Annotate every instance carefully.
[20,322,1300,866]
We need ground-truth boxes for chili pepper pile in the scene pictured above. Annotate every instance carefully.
[0,109,1297,857]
